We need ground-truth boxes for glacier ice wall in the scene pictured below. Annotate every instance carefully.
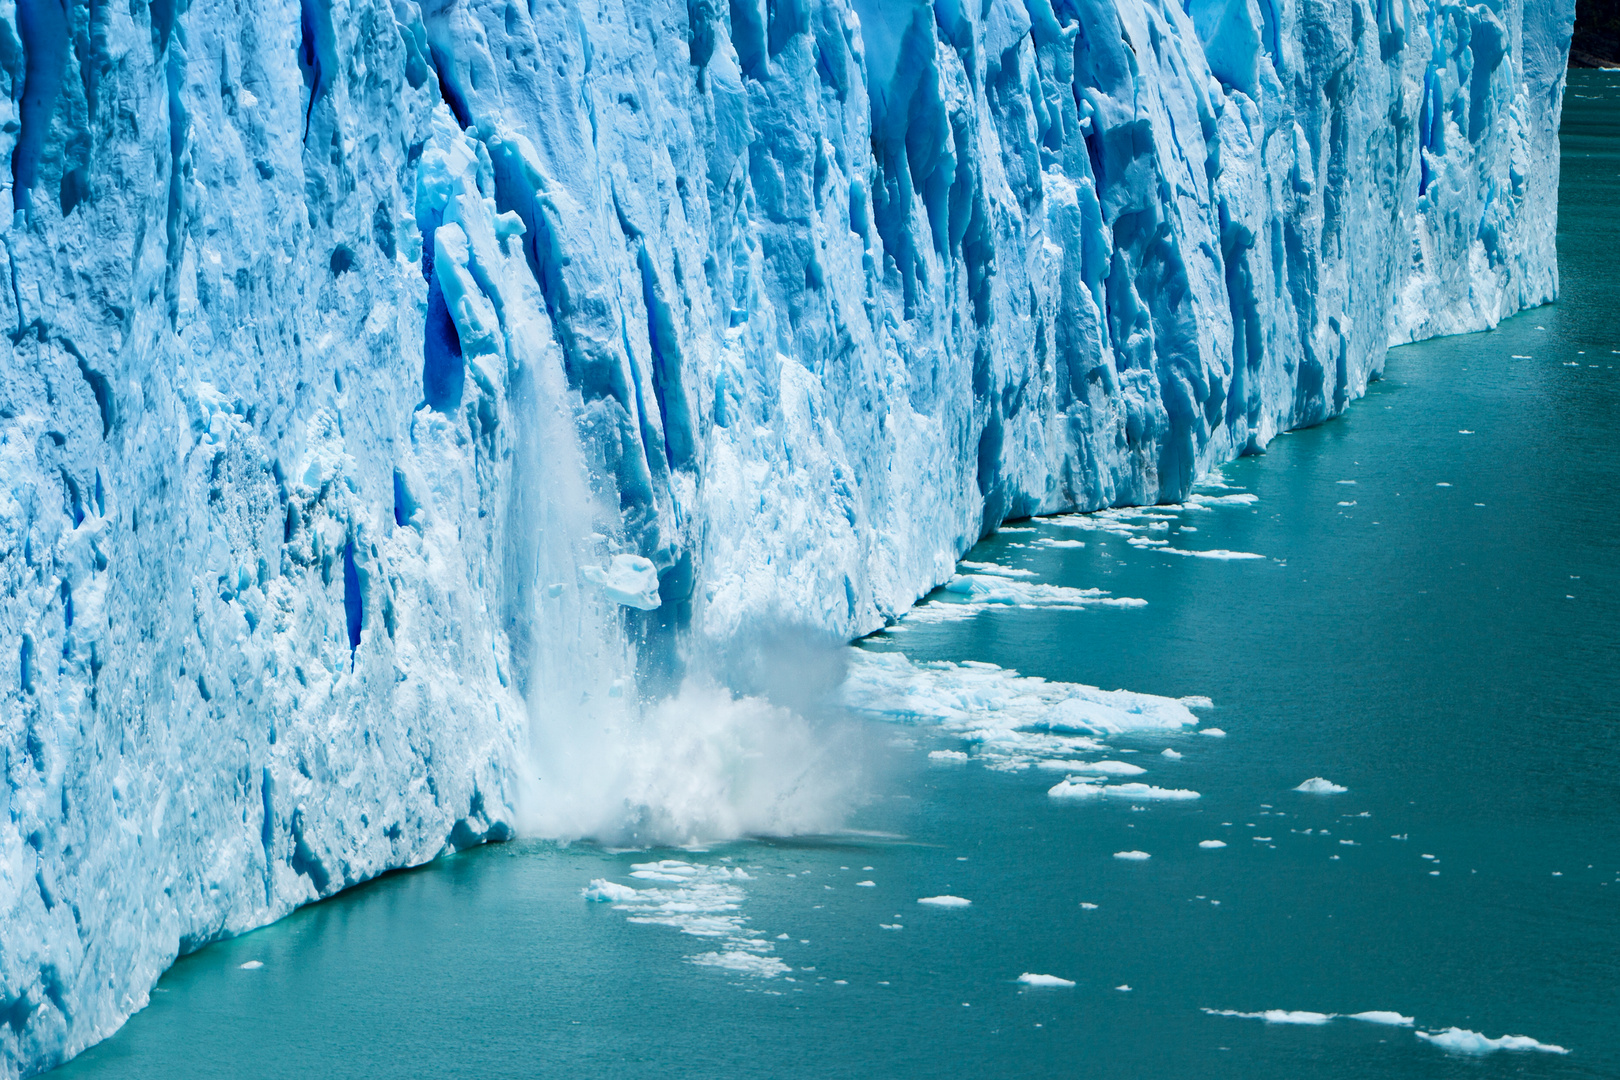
[0,0,1571,1073]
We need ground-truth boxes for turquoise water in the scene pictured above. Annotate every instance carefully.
[54,72,1619,1079]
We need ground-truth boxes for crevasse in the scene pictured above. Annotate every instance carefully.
[0,0,1572,1074]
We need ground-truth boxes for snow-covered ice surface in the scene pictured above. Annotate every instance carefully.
[0,0,1574,1071]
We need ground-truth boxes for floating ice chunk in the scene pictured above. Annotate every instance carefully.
[918,895,971,907]
[1435,482,1452,487]
[1080,902,1098,910]
[1115,984,1132,992]
[689,952,791,978]
[238,961,263,970]
[1181,696,1215,709]
[1204,1009,1333,1025]
[1161,749,1183,760]
[1106,783,1200,801]
[1295,778,1348,794]
[583,879,640,902]
[1184,492,1259,507]
[1337,480,1358,485]
[1017,973,1075,988]
[957,561,1036,578]
[856,880,876,887]
[1070,760,1147,776]
[1349,1011,1414,1026]
[1113,851,1152,861]
[1458,430,1475,435]
[1047,779,1104,799]
[929,573,1148,613]
[1199,728,1227,737]
[1199,840,1227,849]
[842,651,1202,769]
[581,554,661,610]
[1033,538,1087,548]
[879,924,903,930]
[928,749,969,763]
[1036,759,1089,770]
[1416,1028,1568,1054]
[1159,548,1266,560]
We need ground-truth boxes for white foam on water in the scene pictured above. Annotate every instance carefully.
[918,895,971,907]
[1114,851,1152,861]
[583,861,788,977]
[1199,840,1228,849]
[1017,973,1076,987]
[1416,1028,1569,1054]
[843,650,1201,770]
[689,952,792,978]
[1348,1011,1414,1026]
[1295,777,1348,794]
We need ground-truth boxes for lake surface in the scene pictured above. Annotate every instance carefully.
[54,71,1619,1079]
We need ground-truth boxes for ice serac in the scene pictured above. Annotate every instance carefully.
[0,0,1573,1074]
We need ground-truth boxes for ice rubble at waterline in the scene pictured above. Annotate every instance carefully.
[0,0,1573,1072]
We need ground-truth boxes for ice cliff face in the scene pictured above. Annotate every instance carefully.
[0,0,1572,1073]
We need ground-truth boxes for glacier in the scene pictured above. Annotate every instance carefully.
[0,0,1574,1074]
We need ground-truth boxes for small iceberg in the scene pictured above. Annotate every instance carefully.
[1416,1028,1568,1054]
[1295,777,1348,794]
[1348,1011,1414,1026]
[1113,851,1151,861]
[1017,973,1075,988]
[917,895,971,907]
[1204,1008,1333,1025]
[582,879,639,903]
[238,961,263,970]
[1048,779,1104,799]
[1198,840,1227,849]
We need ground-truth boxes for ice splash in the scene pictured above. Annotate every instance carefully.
[582,861,789,977]
[520,678,867,846]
